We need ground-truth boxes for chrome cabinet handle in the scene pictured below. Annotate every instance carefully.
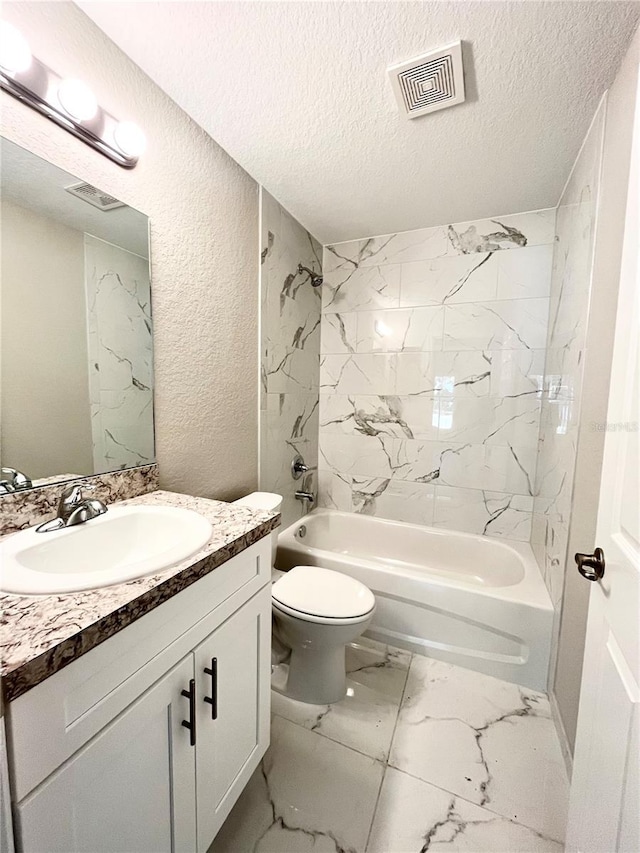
[575,547,605,582]
[203,658,218,720]
[181,679,196,746]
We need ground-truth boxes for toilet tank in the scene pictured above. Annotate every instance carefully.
[233,492,282,565]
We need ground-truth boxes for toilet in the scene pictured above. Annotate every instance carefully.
[233,492,376,705]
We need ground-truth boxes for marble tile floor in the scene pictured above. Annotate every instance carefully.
[210,639,569,853]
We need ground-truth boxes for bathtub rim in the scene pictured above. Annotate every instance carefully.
[277,508,552,612]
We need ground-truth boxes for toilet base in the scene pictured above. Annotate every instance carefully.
[271,595,374,706]
[272,644,347,705]
[271,620,291,666]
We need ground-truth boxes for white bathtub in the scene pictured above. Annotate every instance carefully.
[276,509,553,691]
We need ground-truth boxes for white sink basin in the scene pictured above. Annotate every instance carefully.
[0,505,213,596]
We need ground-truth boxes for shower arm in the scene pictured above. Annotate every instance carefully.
[297,264,323,287]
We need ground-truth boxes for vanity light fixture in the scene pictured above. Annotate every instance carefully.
[0,21,31,74]
[56,78,98,122]
[113,120,147,158]
[0,21,145,168]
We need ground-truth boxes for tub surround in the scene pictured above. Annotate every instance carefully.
[260,190,322,528]
[532,107,605,616]
[0,463,158,537]
[531,103,606,705]
[0,490,280,702]
[318,209,555,542]
[531,100,614,758]
[277,509,553,690]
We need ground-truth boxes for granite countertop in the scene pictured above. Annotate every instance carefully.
[0,490,280,703]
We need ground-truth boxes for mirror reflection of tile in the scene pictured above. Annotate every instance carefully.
[0,137,153,490]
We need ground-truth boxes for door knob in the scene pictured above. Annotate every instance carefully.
[575,547,605,581]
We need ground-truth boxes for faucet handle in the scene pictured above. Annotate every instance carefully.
[1,467,32,490]
[61,482,95,498]
[58,482,95,519]
[291,455,309,481]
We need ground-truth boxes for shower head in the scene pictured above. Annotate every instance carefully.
[298,264,323,287]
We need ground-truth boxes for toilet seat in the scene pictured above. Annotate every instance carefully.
[272,565,375,624]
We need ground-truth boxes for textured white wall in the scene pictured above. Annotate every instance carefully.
[1,1,259,500]
[1,199,93,478]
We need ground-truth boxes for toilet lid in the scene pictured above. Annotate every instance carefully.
[272,566,375,619]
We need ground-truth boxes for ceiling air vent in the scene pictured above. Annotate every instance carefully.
[388,41,466,119]
[64,181,126,211]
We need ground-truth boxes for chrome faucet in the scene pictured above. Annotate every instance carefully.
[36,483,108,533]
[295,490,315,512]
[0,467,32,494]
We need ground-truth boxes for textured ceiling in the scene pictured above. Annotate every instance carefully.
[78,1,640,244]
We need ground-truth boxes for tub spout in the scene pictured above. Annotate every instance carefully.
[295,490,315,512]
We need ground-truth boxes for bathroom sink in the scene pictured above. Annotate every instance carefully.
[0,505,213,596]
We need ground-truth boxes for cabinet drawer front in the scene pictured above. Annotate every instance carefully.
[9,538,271,801]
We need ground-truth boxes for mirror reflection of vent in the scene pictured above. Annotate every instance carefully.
[65,181,126,211]
[388,41,466,119]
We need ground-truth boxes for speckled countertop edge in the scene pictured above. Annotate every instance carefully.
[0,490,279,703]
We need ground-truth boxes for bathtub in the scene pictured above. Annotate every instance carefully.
[276,509,553,691]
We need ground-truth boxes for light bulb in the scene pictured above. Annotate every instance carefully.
[57,78,98,121]
[113,120,146,157]
[0,21,32,74]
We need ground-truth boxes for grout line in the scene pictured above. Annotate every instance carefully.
[364,765,388,853]
[270,705,386,765]
[364,651,414,852]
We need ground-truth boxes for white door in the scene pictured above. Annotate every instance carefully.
[565,73,640,853]
[15,656,197,853]
[194,586,271,851]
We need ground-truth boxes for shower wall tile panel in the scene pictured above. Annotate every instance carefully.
[531,106,605,648]
[84,235,154,473]
[260,190,322,529]
[319,210,555,541]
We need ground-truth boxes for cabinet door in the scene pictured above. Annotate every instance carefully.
[16,657,197,853]
[195,586,271,850]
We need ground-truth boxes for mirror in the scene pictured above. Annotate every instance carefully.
[0,138,154,493]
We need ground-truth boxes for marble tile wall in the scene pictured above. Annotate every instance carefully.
[260,191,322,529]
[531,107,606,650]
[84,235,154,473]
[318,210,555,541]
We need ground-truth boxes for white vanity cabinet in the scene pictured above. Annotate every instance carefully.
[6,538,272,853]
[17,656,198,853]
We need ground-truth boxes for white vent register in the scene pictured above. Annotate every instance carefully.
[65,181,126,211]
[388,41,466,119]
